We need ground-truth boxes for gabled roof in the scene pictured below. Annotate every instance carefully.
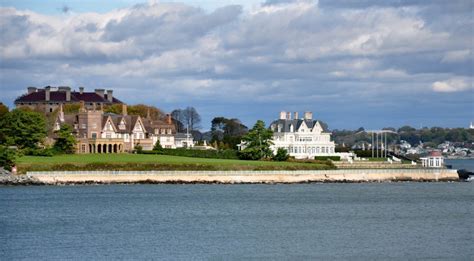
[270,119,330,133]
[101,116,118,132]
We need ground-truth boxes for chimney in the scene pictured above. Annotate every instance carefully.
[279,111,286,120]
[106,90,113,103]
[27,87,37,94]
[286,112,291,120]
[79,87,84,94]
[294,112,299,120]
[95,89,105,98]
[45,86,51,101]
[146,108,151,119]
[166,114,172,124]
[304,111,313,120]
[92,103,96,111]
[79,100,85,112]
[122,104,128,116]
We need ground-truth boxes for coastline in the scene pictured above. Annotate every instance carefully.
[1,169,461,185]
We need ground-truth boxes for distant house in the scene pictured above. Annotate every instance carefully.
[268,111,337,159]
[174,133,194,148]
[15,86,123,113]
[420,151,444,168]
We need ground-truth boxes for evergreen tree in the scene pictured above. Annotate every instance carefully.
[53,124,76,154]
[238,120,274,160]
[153,139,164,153]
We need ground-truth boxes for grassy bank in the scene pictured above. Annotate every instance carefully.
[16,154,334,174]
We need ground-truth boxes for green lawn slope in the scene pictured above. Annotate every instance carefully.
[17,154,334,173]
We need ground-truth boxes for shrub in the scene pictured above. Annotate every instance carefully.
[134,145,143,154]
[272,148,289,161]
[23,147,54,157]
[140,148,239,160]
[314,156,340,161]
[0,146,17,171]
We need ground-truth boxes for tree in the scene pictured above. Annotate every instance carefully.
[153,139,164,153]
[272,148,289,161]
[238,120,274,160]
[0,145,17,171]
[211,117,248,149]
[53,124,76,154]
[0,109,47,149]
[171,107,201,131]
[104,104,164,120]
[0,103,8,118]
[171,109,186,132]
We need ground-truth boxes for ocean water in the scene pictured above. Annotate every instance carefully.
[1,182,473,260]
[446,158,474,172]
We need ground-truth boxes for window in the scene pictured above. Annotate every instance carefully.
[161,129,165,134]
[167,129,172,134]
[81,123,87,129]
[106,134,111,139]
[92,123,97,129]
[50,108,53,112]
[91,133,97,139]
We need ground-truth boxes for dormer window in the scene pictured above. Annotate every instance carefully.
[119,120,126,130]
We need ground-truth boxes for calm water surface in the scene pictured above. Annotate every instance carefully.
[1,182,473,260]
[446,158,474,172]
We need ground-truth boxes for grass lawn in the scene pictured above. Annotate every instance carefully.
[17,154,334,173]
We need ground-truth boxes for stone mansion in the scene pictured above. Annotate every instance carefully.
[54,102,193,153]
[14,86,193,153]
[269,111,337,159]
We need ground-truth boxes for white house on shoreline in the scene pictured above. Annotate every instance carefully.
[269,111,340,159]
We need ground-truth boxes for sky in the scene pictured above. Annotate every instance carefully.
[0,0,473,131]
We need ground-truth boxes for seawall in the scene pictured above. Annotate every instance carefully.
[25,169,460,184]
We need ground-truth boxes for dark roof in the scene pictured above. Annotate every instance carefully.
[15,89,123,103]
[269,119,329,133]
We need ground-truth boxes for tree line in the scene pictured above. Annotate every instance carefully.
[332,125,474,148]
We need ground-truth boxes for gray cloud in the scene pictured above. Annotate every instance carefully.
[0,1,472,129]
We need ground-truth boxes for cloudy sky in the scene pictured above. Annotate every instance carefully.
[1,0,473,130]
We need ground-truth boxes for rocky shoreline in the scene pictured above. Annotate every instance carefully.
[0,174,45,185]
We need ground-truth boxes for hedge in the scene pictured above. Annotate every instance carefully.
[140,148,239,159]
[314,156,340,161]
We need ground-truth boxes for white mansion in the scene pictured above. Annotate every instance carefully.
[269,111,337,159]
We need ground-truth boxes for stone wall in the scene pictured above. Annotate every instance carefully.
[26,169,460,184]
